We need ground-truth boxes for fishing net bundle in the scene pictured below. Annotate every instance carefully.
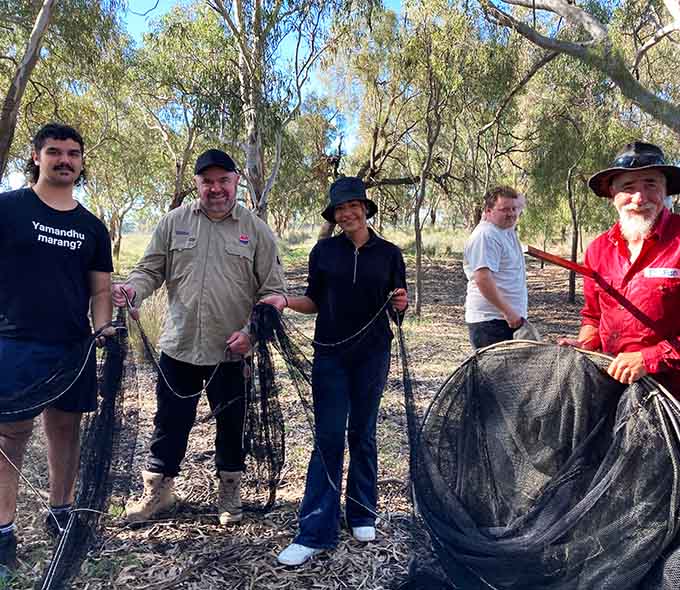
[36,311,137,590]
[0,313,135,590]
[401,340,680,590]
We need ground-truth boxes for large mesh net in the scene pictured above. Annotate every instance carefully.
[9,302,680,590]
[0,314,133,590]
[406,341,680,590]
[37,312,135,590]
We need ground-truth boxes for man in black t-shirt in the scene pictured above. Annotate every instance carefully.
[0,123,113,580]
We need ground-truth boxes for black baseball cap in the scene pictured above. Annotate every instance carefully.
[194,149,237,175]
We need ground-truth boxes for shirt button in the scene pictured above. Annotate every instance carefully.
[618,305,624,310]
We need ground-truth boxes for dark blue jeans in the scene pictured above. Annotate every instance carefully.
[467,319,516,350]
[295,347,391,549]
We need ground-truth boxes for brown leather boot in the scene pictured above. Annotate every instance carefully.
[125,470,177,523]
[217,471,242,524]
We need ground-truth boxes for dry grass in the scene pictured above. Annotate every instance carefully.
[127,290,168,358]
[8,248,584,590]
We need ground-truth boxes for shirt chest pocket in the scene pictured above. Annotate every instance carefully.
[650,277,680,309]
[169,236,198,281]
[620,276,680,324]
[224,243,254,283]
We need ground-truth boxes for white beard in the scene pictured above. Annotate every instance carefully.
[618,205,658,242]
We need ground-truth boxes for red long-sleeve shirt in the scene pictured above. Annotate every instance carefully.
[581,208,680,394]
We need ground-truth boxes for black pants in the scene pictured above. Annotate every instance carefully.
[147,353,247,476]
[467,319,516,350]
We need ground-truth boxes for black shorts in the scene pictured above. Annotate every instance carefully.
[0,336,97,423]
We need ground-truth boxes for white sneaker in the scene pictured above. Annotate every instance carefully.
[277,543,321,566]
[352,526,376,542]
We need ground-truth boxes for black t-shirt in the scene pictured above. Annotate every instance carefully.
[305,229,406,357]
[0,188,113,342]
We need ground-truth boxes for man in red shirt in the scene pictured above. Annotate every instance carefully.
[562,141,680,391]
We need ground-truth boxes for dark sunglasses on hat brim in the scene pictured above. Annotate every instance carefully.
[612,153,666,169]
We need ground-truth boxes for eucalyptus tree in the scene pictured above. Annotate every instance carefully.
[131,2,240,209]
[267,95,341,234]
[0,0,123,178]
[85,105,163,264]
[205,0,374,221]
[480,0,680,134]
[326,3,546,229]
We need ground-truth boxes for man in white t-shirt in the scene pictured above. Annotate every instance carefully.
[463,186,527,349]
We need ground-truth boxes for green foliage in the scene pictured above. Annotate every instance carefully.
[268,95,342,234]
[0,1,126,170]
[3,0,679,293]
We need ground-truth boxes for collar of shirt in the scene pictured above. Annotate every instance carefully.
[340,227,379,250]
[191,199,243,221]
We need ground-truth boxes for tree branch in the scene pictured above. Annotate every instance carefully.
[483,0,680,133]
[634,21,680,68]
[501,0,608,41]
[479,50,559,135]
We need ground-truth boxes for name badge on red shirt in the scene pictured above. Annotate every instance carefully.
[644,268,680,278]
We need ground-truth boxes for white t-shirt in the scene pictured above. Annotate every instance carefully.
[463,220,527,323]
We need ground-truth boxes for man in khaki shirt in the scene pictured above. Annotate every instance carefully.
[112,149,286,525]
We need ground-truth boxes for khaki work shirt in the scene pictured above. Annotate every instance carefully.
[128,200,286,365]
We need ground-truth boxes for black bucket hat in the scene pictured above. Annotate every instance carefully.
[321,176,378,222]
[588,141,680,198]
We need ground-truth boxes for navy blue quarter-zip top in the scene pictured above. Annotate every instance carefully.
[305,229,407,357]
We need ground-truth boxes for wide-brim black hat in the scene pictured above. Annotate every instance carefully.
[588,141,680,198]
[321,176,378,222]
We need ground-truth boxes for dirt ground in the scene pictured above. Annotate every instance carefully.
[9,255,584,590]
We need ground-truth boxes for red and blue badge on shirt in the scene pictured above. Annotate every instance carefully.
[239,234,249,245]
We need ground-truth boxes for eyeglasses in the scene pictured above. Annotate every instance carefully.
[612,153,665,169]
[492,206,521,213]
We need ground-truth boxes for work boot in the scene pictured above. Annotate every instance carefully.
[0,529,17,583]
[217,470,242,524]
[125,470,177,523]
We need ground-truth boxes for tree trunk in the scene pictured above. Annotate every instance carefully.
[567,181,578,304]
[108,212,121,263]
[414,205,423,316]
[0,0,58,178]
[114,231,123,263]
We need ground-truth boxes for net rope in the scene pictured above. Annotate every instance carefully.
[6,298,680,589]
